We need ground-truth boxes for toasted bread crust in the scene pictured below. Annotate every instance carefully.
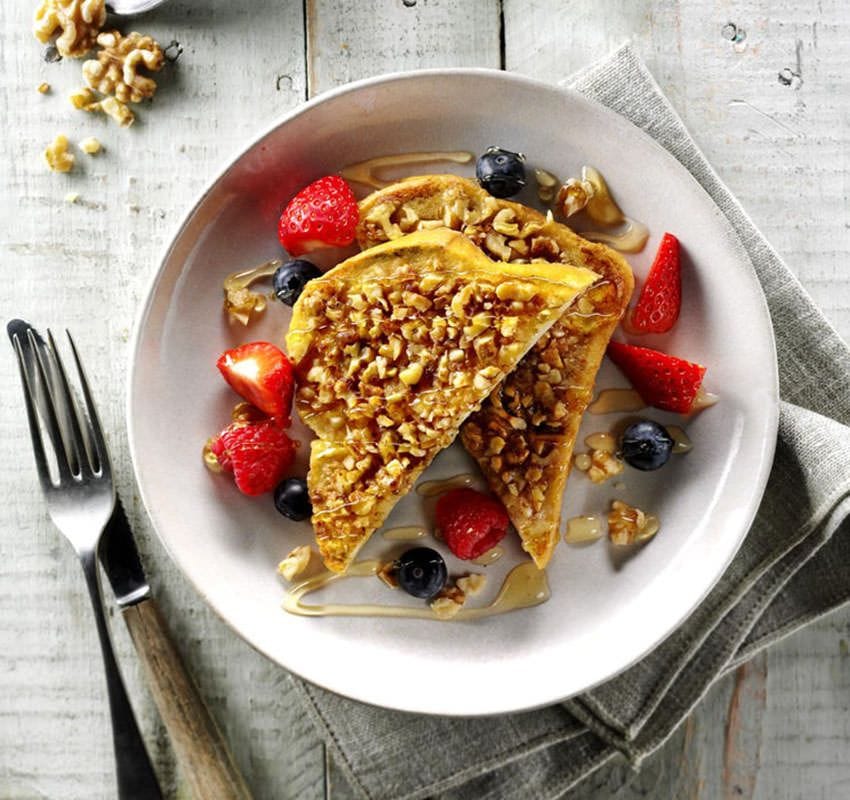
[357,176,634,567]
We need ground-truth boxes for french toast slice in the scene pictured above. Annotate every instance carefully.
[357,175,634,568]
[286,228,598,573]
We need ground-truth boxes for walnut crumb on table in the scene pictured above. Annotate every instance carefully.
[44,134,74,172]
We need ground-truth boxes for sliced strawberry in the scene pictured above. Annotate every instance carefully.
[607,341,707,414]
[277,175,358,256]
[215,418,296,496]
[216,342,294,419]
[629,233,681,334]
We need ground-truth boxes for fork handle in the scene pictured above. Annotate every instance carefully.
[80,550,163,799]
[122,598,253,800]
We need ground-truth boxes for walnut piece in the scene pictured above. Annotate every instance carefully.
[456,573,486,597]
[70,86,135,127]
[44,134,75,172]
[430,584,466,619]
[608,500,659,546]
[585,448,624,484]
[83,30,164,104]
[34,0,106,58]
[376,562,399,589]
[79,136,101,154]
[277,546,314,581]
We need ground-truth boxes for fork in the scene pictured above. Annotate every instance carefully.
[9,320,163,800]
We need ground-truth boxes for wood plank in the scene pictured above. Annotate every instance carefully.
[305,0,502,96]
[0,1,318,798]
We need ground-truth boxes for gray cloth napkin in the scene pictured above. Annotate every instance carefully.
[289,44,850,800]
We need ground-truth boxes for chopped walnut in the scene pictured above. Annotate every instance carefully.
[430,584,466,619]
[277,546,314,581]
[608,500,659,546]
[222,260,281,325]
[585,448,624,484]
[79,136,101,154]
[44,134,74,172]
[37,82,51,94]
[83,30,164,104]
[376,562,399,589]
[34,0,106,58]
[70,86,134,127]
[556,178,595,218]
[457,573,486,596]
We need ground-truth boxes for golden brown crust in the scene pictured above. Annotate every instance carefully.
[357,176,634,567]
[286,228,598,572]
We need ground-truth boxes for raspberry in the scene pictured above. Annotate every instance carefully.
[215,418,296,496]
[435,488,510,560]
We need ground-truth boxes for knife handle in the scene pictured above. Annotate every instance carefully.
[122,598,253,800]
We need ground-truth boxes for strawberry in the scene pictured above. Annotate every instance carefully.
[607,341,707,414]
[214,418,296,496]
[435,488,510,560]
[277,175,359,256]
[216,342,294,419]
[628,233,681,334]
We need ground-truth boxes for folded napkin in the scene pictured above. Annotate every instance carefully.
[289,45,850,800]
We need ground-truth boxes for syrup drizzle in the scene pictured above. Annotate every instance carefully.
[341,151,474,190]
[416,473,475,498]
[588,389,647,415]
[565,515,603,544]
[283,561,549,620]
[470,545,505,566]
[382,525,427,541]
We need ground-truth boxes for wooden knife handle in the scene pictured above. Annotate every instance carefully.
[122,598,253,800]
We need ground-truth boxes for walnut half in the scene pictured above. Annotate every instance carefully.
[34,0,107,58]
[83,30,164,104]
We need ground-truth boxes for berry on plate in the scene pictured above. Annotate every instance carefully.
[628,233,681,334]
[216,341,294,419]
[274,477,312,521]
[211,418,296,496]
[435,488,510,560]
[607,341,707,414]
[619,420,674,471]
[277,175,358,256]
[396,547,448,599]
[475,146,527,198]
[273,259,322,306]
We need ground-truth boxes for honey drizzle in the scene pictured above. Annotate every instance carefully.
[666,425,693,454]
[565,515,603,544]
[582,218,650,253]
[382,525,427,541]
[283,561,549,620]
[341,151,474,190]
[588,389,646,415]
[584,432,617,453]
[416,473,475,498]
[470,545,505,566]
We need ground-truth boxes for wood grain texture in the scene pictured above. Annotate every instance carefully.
[2,1,849,799]
[122,599,251,800]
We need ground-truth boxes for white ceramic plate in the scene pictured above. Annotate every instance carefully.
[128,69,778,716]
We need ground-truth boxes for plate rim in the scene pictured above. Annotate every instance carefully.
[127,66,780,716]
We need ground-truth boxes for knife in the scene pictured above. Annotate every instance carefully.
[101,499,253,800]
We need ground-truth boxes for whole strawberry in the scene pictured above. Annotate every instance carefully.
[278,175,358,256]
[629,232,681,334]
[209,418,296,496]
[216,341,294,420]
[607,341,706,414]
[435,488,510,560]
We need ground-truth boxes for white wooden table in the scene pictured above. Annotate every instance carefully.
[2,1,849,798]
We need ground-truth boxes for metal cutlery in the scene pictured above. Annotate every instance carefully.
[8,319,162,800]
[9,320,252,800]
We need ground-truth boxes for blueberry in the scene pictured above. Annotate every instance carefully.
[619,420,674,471]
[273,259,322,306]
[475,146,527,198]
[395,547,448,599]
[274,477,312,521]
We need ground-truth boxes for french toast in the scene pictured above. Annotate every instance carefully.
[286,228,598,573]
[357,175,634,568]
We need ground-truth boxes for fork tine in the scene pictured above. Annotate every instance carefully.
[11,332,54,491]
[66,330,111,479]
[28,330,74,482]
[46,329,92,477]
